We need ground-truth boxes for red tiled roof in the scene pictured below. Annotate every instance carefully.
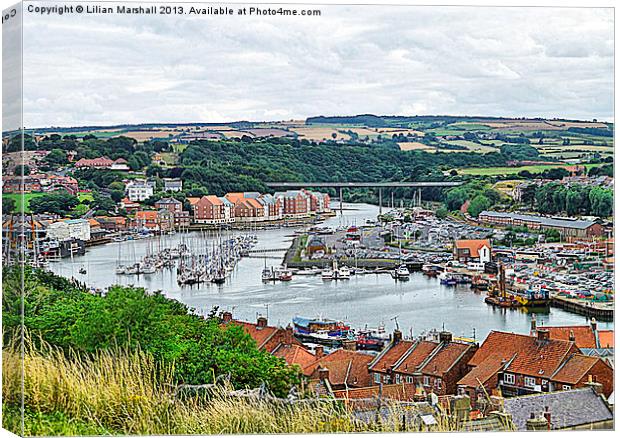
[392,341,438,374]
[187,197,201,205]
[225,192,245,203]
[467,331,579,379]
[135,211,158,220]
[369,340,415,373]
[551,354,603,385]
[204,195,223,205]
[598,330,613,348]
[454,239,491,258]
[457,354,506,389]
[304,349,374,388]
[228,320,279,349]
[545,326,597,349]
[420,342,473,377]
[272,344,316,369]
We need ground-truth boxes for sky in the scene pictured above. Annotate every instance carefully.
[17,3,614,128]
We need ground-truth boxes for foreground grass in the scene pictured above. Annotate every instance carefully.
[3,338,512,435]
[1,340,405,436]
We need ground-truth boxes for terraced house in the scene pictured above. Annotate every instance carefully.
[368,330,477,396]
[457,329,613,406]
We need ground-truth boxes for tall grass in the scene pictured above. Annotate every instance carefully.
[2,335,508,435]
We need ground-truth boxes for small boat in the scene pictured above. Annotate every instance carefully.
[338,266,351,279]
[79,267,87,275]
[262,266,276,282]
[438,271,457,286]
[391,264,410,280]
[322,269,336,280]
[115,265,126,275]
[278,268,293,281]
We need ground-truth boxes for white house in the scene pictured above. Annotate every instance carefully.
[46,219,91,242]
[126,179,155,202]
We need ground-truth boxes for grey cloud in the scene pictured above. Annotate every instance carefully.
[19,3,614,127]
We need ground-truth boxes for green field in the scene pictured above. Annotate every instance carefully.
[457,163,603,176]
[3,192,93,213]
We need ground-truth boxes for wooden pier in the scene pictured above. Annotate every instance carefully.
[551,295,614,321]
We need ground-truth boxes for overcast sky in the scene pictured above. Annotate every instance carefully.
[21,3,614,128]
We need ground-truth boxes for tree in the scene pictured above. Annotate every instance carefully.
[2,198,16,215]
[467,194,491,218]
[29,192,79,215]
[110,190,125,203]
[435,206,449,219]
[14,165,30,176]
[3,268,300,397]
[44,149,69,167]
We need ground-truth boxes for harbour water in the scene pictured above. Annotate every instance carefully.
[49,203,613,340]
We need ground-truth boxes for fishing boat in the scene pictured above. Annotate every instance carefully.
[438,271,457,286]
[292,316,352,346]
[356,324,390,351]
[485,264,551,308]
[422,264,442,277]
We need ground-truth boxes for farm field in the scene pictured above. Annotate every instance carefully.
[397,142,435,152]
[289,126,352,141]
[457,162,603,176]
[442,140,498,153]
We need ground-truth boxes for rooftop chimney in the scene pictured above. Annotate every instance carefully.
[343,339,357,351]
[569,330,575,342]
[590,317,597,332]
[315,345,324,359]
[585,375,604,395]
[526,413,548,431]
[257,316,268,328]
[537,329,550,343]
[543,406,551,430]
[393,329,403,344]
[530,314,537,334]
[318,367,329,382]
[222,311,233,323]
[439,331,453,344]
[284,324,293,346]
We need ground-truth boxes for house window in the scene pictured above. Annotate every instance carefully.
[406,376,414,384]
[374,373,381,384]
[383,375,390,384]
[395,374,401,384]
[524,376,536,388]
[504,373,515,385]
[562,385,571,391]
[423,376,430,386]
[435,378,442,389]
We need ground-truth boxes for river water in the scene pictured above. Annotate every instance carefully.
[49,203,613,340]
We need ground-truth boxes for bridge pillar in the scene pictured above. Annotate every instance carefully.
[378,188,383,215]
[339,187,344,214]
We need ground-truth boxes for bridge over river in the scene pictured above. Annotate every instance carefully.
[265,181,463,214]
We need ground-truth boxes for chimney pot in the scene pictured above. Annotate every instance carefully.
[569,330,575,342]
[439,331,453,344]
[318,367,329,381]
[590,317,597,332]
[343,339,357,351]
[315,345,324,359]
[393,329,403,344]
[257,316,268,328]
[530,314,537,333]
[537,329,550,342]
[284,325,293,346]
